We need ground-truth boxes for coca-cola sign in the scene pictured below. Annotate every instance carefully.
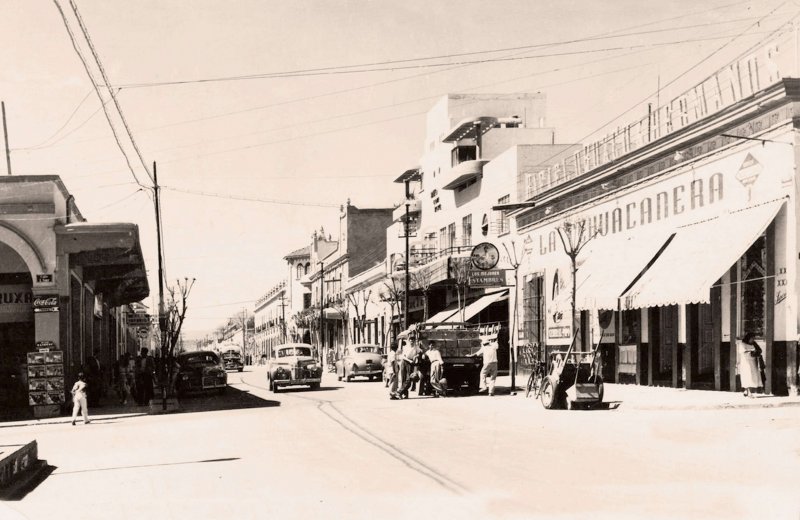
[33,294,59,313]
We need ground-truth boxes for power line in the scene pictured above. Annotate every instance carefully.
[160,185,341,208]
[116,12,769,88]
[15,89,93,150]
[67,0,154,186]
[52,0,150,189]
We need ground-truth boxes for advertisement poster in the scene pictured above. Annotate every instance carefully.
[27,349,64,408]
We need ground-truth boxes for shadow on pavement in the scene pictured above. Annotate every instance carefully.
[274,385,340,394]
[52,457,240,476]
[174,384,280,413]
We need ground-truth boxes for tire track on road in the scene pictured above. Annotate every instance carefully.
[237,372,470,495]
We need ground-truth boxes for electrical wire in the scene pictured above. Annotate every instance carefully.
[14,89,93,150]
[159,185,341,208]
[115,11,769,88]
[52,0,150,189]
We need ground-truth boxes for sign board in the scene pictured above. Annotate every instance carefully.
[27,350,64,407]
[126,313,151,327]
[468,269,506,287]
[0,285,34,321]
[137,327,149,339]
[35,274,53,283]
[32,295,58,313]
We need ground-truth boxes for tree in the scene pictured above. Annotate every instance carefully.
[451,257,472,322]
[410,267,433,321]
[346,289,372,344]
[379,274,404,344]
[159,277,195,397]
[293,308,319,346]
[556,219,596,346]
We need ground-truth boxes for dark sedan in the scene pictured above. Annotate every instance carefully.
[176,351,227,396]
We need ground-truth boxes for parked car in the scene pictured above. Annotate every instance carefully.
[221,350,244,372]
[176,351,227,396]
[336,344,383,382]
[267,343,322,392]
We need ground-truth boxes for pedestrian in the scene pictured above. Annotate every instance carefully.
[472,338,499,396]
[425,340,447,397]
[416,344,432,397]
[84,350,102,407]
[396,336,419,399]
[114,353,130,405]
[387,343,400,399]
[136,347,155,405]
[70,372,90,425]
[738,333,764,397]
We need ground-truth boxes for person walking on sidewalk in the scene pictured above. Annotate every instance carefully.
[70,372,90,425]
[472,338,498,396]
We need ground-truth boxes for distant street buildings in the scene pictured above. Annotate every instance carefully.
[249,36,800,397]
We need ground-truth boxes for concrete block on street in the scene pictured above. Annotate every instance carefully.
[0,440,50,500]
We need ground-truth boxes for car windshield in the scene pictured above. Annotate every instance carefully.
[355,346,376,353]
[182,354,219,365]
[277,347,312,358]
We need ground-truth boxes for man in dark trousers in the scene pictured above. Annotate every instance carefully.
[396,337,419,399]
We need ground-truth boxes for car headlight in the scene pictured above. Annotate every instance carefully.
[307,364,317,371]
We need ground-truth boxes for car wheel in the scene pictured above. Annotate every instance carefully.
[238,368,243,372]
[310,382,320,390]
[337,367,343,382]
[268,376,275,392]
[345,368,352,382]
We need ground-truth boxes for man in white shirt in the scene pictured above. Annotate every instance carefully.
[472,339,498,396]
[425,340,446,397]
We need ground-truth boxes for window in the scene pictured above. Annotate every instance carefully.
[620,310,640,345]
[496,195,510,234]
[523,275,545,348]
[303,293,311,309]
[296,264,303,280]
[462,215,472,246]
[739,233,767,338]
[481,214,489,236]
[304,263,310,275]
[439,227,447,252]
[451,145,477,167]
[448,223,456,249]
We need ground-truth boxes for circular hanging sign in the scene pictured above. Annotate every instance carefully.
[470,242,500,270]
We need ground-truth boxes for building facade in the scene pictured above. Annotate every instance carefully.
[512,44,799,395]
[0,176,148,418]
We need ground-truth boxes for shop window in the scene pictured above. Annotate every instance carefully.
[448,223,456,249]
[523,275,545,351]
[739,234,767,338]
[620,309,640,345]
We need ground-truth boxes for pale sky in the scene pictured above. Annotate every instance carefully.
[0,0,792,335]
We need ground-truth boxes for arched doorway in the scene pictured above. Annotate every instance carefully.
[0,241,35,414]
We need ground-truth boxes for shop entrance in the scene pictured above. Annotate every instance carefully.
[0,272,35,416]
[649,305,679,386]
[687,303,715,389]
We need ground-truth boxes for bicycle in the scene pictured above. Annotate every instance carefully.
[520,344,546,399]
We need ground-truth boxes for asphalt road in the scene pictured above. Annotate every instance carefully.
[1,366,799,520]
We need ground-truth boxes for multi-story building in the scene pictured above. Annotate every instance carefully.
[283,245,312,342]
[388,93,577,372]
[306,202,393,360]
[253,280,288,360]
[510,39,800,395]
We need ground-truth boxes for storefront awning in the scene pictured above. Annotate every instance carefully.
[445,290,508,323]
[323,307,344,320]
[425,304,460,324]
[575,232,673,311]
[621,199,785,309]
[55,222,149,306]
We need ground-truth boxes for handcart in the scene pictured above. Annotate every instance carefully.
[540,330,604,410]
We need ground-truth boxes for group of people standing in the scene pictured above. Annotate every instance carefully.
[112,348,157,406]
[386,337,447,400]
[384,331,499,400]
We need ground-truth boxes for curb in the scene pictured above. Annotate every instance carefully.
[0,412,149,429]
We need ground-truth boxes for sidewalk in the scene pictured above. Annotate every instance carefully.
[0,393,151,429]
[492,374,800,411]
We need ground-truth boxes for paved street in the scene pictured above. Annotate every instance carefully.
[2,367,799,520]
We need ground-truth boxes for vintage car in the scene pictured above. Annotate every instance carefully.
[176,351,227,396]
[267,343,322,392]
[221,350,244,372]
[336,344,384,382]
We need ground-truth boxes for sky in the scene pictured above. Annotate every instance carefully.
[0,0,795,336]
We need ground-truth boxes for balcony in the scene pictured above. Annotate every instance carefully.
[441,159,490,190]
[392,198,421,222]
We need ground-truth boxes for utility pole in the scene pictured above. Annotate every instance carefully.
[241,308,247,364]
[403,179,411,330]
[2,102,11,175]
[153,161,167,411]
[319,261,325,370]
[278,292,287,343]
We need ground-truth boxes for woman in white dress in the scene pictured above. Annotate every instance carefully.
[738,333,763,397]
